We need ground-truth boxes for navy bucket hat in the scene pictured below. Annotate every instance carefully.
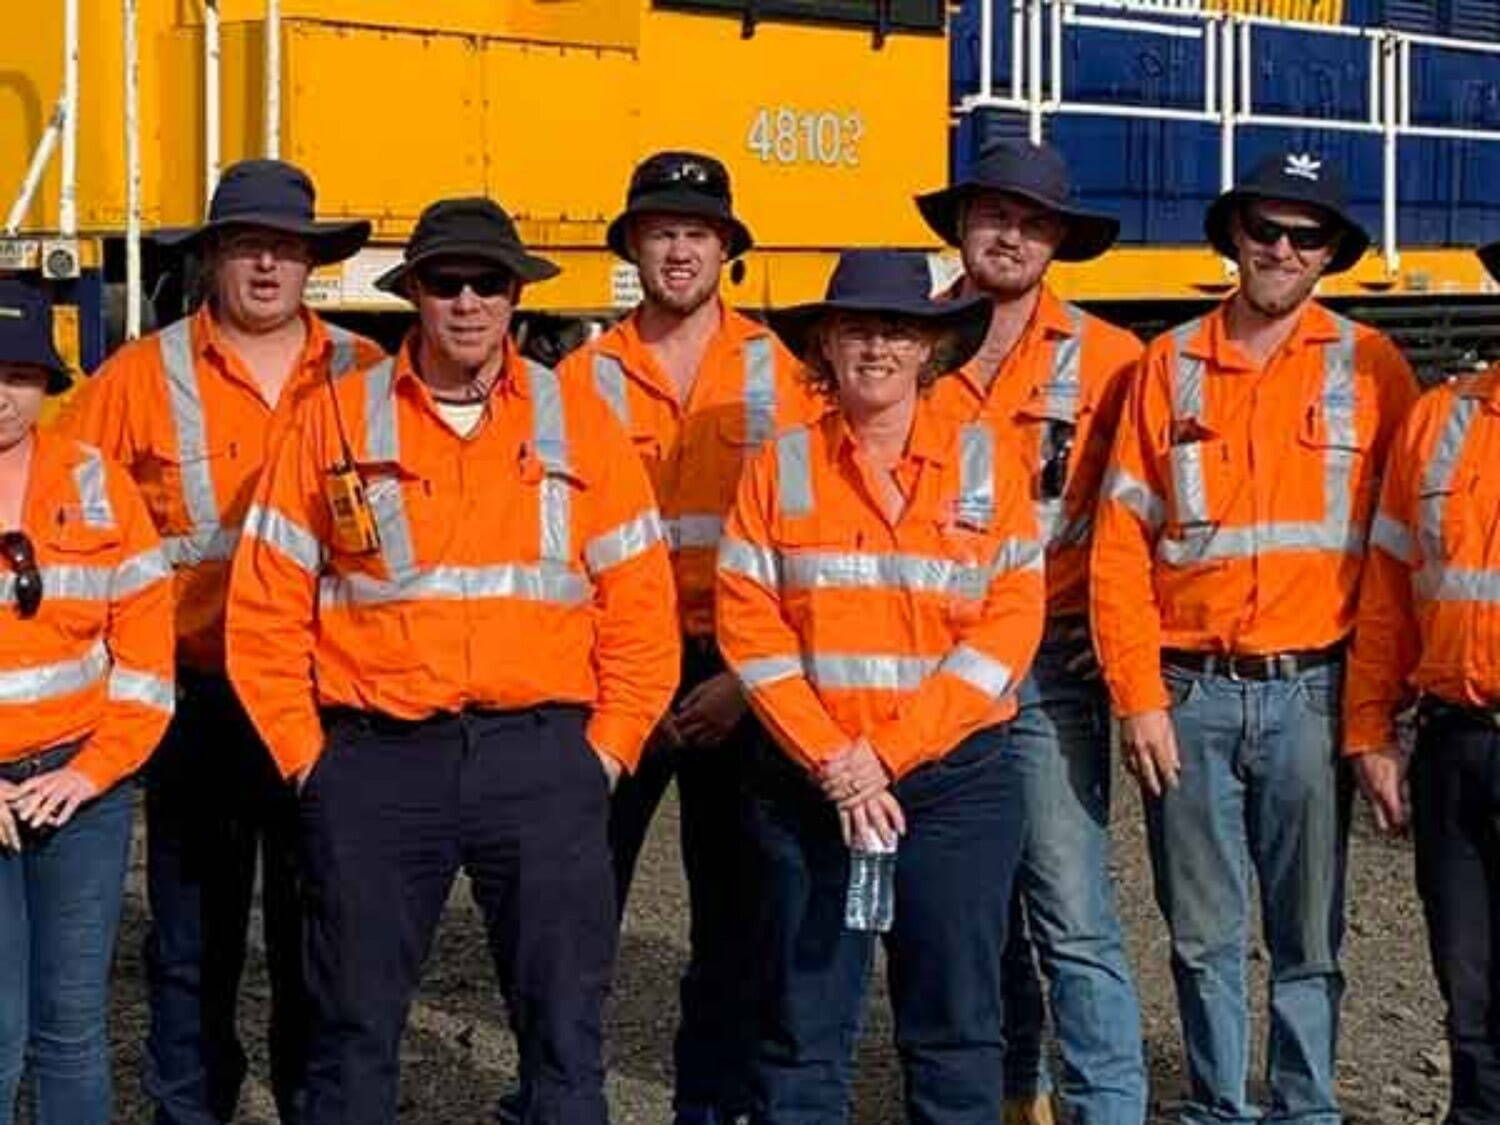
[607,151,753,263]
[372,197,561,296]
[156,159,371,266]
[0,280,72,395]
[1205,151,1371,275]
[916,140,1119,262]
[769,249,993,370]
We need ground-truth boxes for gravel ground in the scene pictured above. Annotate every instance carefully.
[94,765,1446,1124]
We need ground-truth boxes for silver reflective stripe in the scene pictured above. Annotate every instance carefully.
[71,449,115,529]
[1053,512,1093,549]
[668,514,725,551]
[245,503,324,575]
[781,551,968,594]
[1105,467,1166,530]
[108,666,175,713]
[1034,306,1085,546]
[993,536,1045,574]
[718,537,780,589]
[1418,567,1500,603]
[362,359,418,582]
[1167,318,1210,527]
[0,565,109,602]
[1417,393,1480,565]
[736,654,803,689]
[320,564,590,608]
[584,510,664,575]
[957,423,995,527]
[777,429,814,518]
[0,639,108,704]
[808,653,938,691]
[113,547,172,598]
[592,353,631,428]
[324,322,360,377]
[939,644,1014,698]
[743,335,777,445]
[1158,316,1367,566]
[529,362,573,564]
[162,527,240,566]
[159,317,220,537]
[1370,512,1416,566]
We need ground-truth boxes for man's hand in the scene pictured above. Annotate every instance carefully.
[0,780,21,851]
[838,788,907,850]
[13,767,101,831]
[1121,709,1181,798]
[1352,746,1409,836]
[672,672,748,748]
[594,748,623,793]
[820,739,890,809]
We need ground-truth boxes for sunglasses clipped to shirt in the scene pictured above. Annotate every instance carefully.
[1,531,42,620]
[1239,208,1339,252]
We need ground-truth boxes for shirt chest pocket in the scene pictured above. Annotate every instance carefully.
[40,517,121,636]
[1297,395,1374,508]
[1419,470,1500,567]
[141,443,236,535]
[772,514,868,646]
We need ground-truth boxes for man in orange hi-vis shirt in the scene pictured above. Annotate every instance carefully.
[918,139,1145,1125]
[61,160,382,1125]
[1091,152,1418,1125]
[555,151,818,1125]
[1344,241,1500,1125]
[226,197,678,1125]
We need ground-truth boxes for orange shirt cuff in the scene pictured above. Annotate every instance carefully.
[587,712,646,773]
[1113,676,1170,719]
[70,745,128,794]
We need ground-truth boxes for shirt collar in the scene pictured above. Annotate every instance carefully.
[825,394,951,467]
[391,330,529,400]
[949,284,1076,400]
[1184,298,1340,369]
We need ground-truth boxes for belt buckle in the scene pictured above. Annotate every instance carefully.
[1223,655,1244,683]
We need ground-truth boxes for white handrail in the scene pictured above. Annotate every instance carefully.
[4,102,64,236]
[60,0,78,236]
[265,0,281,157]
[958,0,1500,279]
[205,0,221,203]
[124,0,142,339]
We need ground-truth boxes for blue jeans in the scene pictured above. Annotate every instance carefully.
[1002,641,1146,1124]
[0,743,133,1125]
[745,724,1025,1125]
[1147,661,1351,1125]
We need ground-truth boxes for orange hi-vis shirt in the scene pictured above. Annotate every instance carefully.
[225,334,680,780]
[716,400,1044,779]
[1345,367,1500,752]
[930,286,1143,618]
[60,305,383,672]
[556,304,818,638]
[1091,300,1418,717]
[1,431,175,789]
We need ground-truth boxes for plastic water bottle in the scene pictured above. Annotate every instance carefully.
[844,830,897,933]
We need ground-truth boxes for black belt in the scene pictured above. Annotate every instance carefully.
[1162,646,1343,682]
[1418,697,1500,730]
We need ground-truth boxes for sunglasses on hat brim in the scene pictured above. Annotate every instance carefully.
[635,159,730,200]
[1239,207,1339,252]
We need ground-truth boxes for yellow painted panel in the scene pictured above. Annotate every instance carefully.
[1205,0,1344,23]
[281,22,486,224]
[636,11,945,250]
[211,0,639,50]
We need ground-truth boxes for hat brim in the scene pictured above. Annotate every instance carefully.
[372,242,562,296]
[606,189,754,262]
[5,359,73,396]
[1479,241,1500,283]
[769,293,994,374]
[915,184,1120,262]
[1205,189,1371,275]
[154,214,373,266]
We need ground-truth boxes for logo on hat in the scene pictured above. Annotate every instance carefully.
[0,306,23,321]
[1284,153,1323,183]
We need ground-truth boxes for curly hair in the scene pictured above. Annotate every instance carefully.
[798,319,969,402]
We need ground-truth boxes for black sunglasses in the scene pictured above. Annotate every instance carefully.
[416,270,514,300]
[1040,424,1075,501]
[1,531,43,619]
[1240,209,1339,252]
[637,159,728,199]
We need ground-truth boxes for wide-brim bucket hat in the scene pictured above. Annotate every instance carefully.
[373,197,561,295]
[606,151,753,263]
[0,279,72,395]
[915,140,1119,263]
[1205,150,1371,275]
[769,249,993,372]
[155,159,370,266]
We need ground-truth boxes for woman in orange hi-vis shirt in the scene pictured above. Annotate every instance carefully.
[716,250,1043,1124]
[0,280,175,1125]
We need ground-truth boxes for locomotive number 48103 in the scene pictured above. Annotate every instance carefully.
[746,108,865,167]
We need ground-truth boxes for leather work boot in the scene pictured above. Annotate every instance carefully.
[1002,1094,1058,1125]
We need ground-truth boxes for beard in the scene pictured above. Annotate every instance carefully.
[639,269,718,316]
[961,247,1046,300]
[1241,267,1321,319]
